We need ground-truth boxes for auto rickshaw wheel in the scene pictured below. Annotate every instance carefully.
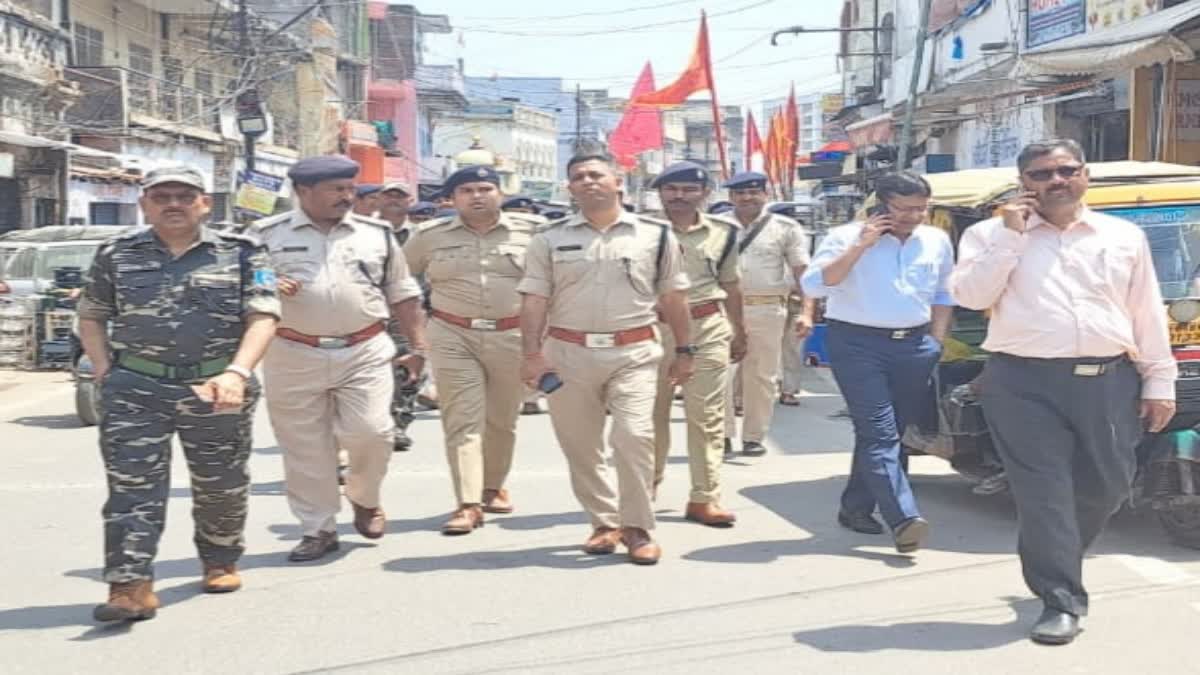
[1155,503,1200,550]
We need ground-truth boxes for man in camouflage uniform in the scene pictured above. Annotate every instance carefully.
[77,166,281,622]
[376,181,422,450]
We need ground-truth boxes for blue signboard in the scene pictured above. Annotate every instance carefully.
[1027,0,1087,48]
[1101,205,1200,227]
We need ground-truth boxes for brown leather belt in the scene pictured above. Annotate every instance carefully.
[744,295,784,306]
[548,325,656,348]
[431,308,520,331]
[658,300,722,323]
[276,322,385,349]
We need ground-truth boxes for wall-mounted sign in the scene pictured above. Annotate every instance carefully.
[1028,0,1087,48]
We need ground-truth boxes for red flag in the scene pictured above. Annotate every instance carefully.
[763,111,780,186]
[784,84,799,196]
[608,62,663,169]
[630,14,714,106]
[744,109,763,171]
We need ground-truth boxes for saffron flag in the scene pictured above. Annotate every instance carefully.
[745,109,764,172]
[784,84,799,195]
[630,14,715,106]
[608,62,664,169]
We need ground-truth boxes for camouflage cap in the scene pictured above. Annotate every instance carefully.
[141,165,207,192]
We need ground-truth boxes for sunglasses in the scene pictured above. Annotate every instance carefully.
[1023,165,1084,182]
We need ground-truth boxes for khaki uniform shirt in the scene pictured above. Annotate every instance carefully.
[253,209,422,336]
[404,212,537,320]
[518,212,690,332]
[672,213,741,304]
[736,212,810,296]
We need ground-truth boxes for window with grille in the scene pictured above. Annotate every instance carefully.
[161,56,183,122]
[128,43,154,116]
[73,23,104,66]
[194,70,220,130]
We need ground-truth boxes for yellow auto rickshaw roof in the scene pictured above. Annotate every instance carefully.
[925,161,1200,208]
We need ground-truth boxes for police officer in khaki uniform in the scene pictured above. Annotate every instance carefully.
[650,161,747,528]
[405,166,537,534]
[254,156,428,562]
[721,173,814,456]
[502,195,551,416]
[519,152,694,565]
[376,181,422,451]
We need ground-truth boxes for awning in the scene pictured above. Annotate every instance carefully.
[1016,2,1200,77]
[845,113,894,149]
[0,130,119,159]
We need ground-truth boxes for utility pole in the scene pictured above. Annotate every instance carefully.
[237,0,257,172]
[574,84,583,152]
[897,0,933,169]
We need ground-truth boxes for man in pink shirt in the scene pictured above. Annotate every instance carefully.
[951,139,1177,646]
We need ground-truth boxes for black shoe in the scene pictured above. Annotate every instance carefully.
[723,438,736,460]
[742,441,767,457]
[837,510,885,535]
[521,401,543,415]
[393,428,412,452]
[1030,607,1081,645]
[288,531,339,562]
[893,516,930,553]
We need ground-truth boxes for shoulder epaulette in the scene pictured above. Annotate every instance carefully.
[348,213,392,230]
[250,212,291,233]
[636,214,671,227]
[215,229,263,247]
[417,216,457,233]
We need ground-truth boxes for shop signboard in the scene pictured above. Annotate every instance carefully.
[1028,0,1087,48]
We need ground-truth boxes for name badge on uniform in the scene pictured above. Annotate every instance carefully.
[555,245,583,251]
[281,246,308,253]
[1073,364,1103,377]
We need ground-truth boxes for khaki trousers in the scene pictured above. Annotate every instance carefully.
[653,312,732,504]
[780,304,804,394]
[545,335,662,531]
[725,302,788,443]
[263,332,396,537]
[428,318,522,506]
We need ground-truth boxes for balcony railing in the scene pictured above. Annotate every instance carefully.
[65,66,221,134]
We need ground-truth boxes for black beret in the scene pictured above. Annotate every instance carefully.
[443,165,500,194]
[651,161,709,189]
[409,201,436,216]
[707,201,735,214]
[356,184,382,198]
[767,202,798,217]
[287,155,360,186]
[723,171,768,190]
[542,209,568,220]
[435,208,458,219]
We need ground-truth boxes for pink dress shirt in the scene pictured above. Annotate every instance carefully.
[950,209,1177,400]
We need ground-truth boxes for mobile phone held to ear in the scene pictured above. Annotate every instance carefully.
[538,371,564,394]
[867,203,888,218]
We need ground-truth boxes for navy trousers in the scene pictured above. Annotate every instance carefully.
[827,321,942,529]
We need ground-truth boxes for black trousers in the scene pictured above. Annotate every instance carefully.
[980,354,1143,616]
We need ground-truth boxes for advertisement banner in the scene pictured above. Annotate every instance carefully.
[1028,0,1087,48]
[235,171,283,216]
[1087,0,1160,32]
[1175,80,1200,143]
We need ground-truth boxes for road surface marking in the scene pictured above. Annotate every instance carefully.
[1111,554,1195,585]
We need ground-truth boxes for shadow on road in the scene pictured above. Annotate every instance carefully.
[0,580,200,638]
[267,516,446,541]
[791,597,1038,653]
[382,544,627,573]
[9,413,87,430]
[61,543,375,584]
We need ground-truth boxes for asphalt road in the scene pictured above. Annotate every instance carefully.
[2,368,1199,674]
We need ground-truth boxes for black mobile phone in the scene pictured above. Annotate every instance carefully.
[867,203,888,218]
[538,372,564,394]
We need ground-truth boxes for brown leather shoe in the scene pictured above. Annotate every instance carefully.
[202,564,242,593]
[93,580,160,622]
[288,530,339,562]
[621,527,662,565]
[442,505,484,535]
[685,501,737,528]
[582,527,621,554]
[482,488,514,514]
[351,501,386,539]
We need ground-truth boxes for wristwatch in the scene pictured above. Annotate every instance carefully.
[674,344,698,356]
[224,364,252,380]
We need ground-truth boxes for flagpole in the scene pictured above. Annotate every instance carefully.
[700,12,730,181]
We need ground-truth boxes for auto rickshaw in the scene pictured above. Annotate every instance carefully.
[893,161,1200,549]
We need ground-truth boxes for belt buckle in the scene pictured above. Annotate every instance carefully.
[1073,364,1103,377]
[470,318,498,331]
[890,329,910,340]
[317,336,349,349]
[585,333,617,348]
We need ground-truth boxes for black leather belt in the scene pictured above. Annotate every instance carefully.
[826,319,930,340]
